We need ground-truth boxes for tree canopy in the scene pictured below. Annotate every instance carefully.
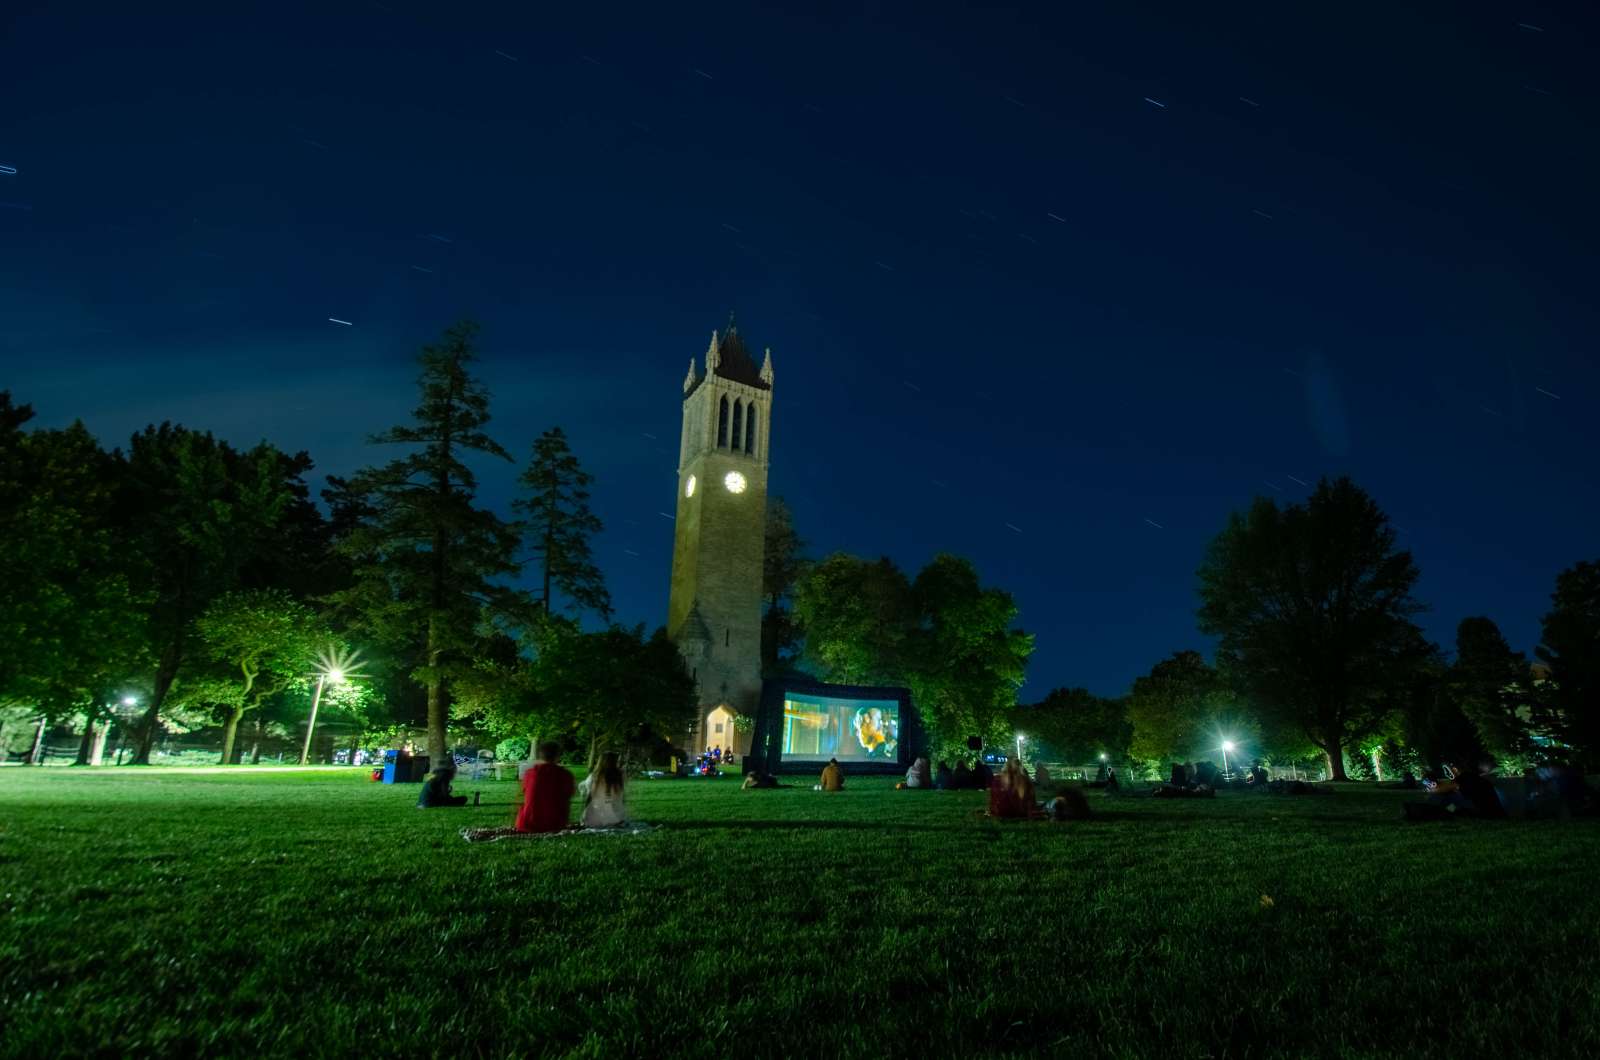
[760,497,808,676]
[1535,560,1600,767]
[1197,477,1427,779]
[1014,687,1130,765]
[793,552,1033,759]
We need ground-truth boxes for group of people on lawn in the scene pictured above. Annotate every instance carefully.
[418,742,631,832]
[808,754,1093,821]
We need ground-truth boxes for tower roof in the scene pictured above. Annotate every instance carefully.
[711,313,771,391]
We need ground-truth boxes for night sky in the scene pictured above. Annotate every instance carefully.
[4,2,1596,699]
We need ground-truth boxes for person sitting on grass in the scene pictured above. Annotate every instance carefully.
[933,760,954,790]
[1049,787,1092,821]
[820,758,845,792]
[515,742,576,833]
[1528,763,1594,818]
[988,757,1037,819]
[579,751,628,829]
[1404,759,1506,821]
[905,756,932,789]
[1104,768,1121,796]
[972,757,995,790]
[1034,762,1053,790]
[417,762,468,808]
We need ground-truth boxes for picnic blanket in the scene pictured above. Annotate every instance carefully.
[460,823,659,843]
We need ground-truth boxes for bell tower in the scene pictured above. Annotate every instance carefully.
[667,314,773,742]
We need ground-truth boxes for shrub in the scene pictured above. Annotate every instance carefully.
[494,736,531,763]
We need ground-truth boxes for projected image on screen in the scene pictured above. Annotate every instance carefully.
[780,694,899,762]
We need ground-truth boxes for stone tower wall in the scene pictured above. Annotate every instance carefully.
[666,360,771,718]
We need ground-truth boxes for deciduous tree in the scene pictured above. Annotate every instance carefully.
[192,589,330,764]
[1124,651,1250,764]
[1014,687,1130,764]
[1534,560,1600,767]
[121,425,298,763]
[792,554,915,684]
[1197,477,1427,780]
[761,497,808,676]
[1449,617,1533,761]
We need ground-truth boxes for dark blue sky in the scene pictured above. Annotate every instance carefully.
[3,1,1596,698]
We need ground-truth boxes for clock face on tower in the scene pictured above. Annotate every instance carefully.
[685,474,697,498]
[723,471,747,494]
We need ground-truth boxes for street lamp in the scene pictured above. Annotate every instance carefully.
[1221,740,1236,774]
[1015,733,1024,762]
[298,667,346,766]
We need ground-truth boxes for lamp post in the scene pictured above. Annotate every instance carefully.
[298,669,344,766]
[1221,740,1236,775]
[1015,733,1024,763]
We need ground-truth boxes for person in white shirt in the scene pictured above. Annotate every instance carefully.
[579,751,628,828]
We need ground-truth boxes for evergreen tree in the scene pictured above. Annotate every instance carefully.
[331,320,531,764]
[515,427,611,620]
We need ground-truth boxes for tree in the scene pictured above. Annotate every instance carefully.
[1124,651,1252,764]
[792,552,1033,760]
[1197,477,1427,780]
[905,555,1034,761]
[1534,560,1600,767]
[121,425,299,763]
[0,400,150,755]
[1449,617,1533,761]
[192,590,329,764]
[792,554,915,684]
[331,320,532,764]
[761,497,808,675]
[515,427,611,620]
[1389,651,1483,775]
[1014,687,1130,764]
[519,621,697,766]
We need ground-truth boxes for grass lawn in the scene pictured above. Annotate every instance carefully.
[1,768,1596,1058]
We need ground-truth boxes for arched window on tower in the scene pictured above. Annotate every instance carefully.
[731,400,743,456]
[717,396,729,448]
[745,406,757,455]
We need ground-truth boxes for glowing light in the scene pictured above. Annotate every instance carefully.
[327,668,346,684]
[1222,741,1236,753]
[1099,752,1108,761]
[723,470,747,494]
[121,695,137,706]
[685,474,697,498]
